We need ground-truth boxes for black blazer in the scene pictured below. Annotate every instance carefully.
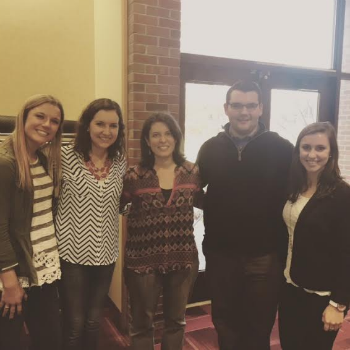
[290,181,350,305]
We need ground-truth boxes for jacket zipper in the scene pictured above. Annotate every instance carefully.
[225,131,267,162]
[238,148,242,161]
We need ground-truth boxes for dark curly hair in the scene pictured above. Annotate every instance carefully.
[74,98,126,161]
[140,112,185,169]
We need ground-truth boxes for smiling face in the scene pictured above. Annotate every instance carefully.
[146,122,176,161]
[24,103,62,154]
[299,132,331,177]
[89,109,119,153]
[224,90,263,138]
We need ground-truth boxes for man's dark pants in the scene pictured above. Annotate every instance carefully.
[205,251,282,350]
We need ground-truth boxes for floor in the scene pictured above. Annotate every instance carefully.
[99,304,218,350]
[99,304,350,350]
[19,303,350,349]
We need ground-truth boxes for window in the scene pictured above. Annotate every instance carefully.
[270,89,319,144]
[181,0,349,303]
[181,0,336,69]
[184,83,228,162]
[184,83,229,271]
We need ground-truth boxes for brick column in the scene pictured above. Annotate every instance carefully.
[338,80,350,183]
[128,0,181,165]
[338,0,350,183]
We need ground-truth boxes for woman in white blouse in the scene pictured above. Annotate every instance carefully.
[279,122,350,350]
[0,95,64,350]
[55,99,126,350]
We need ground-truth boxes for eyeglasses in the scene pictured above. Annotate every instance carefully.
[227,102,259,111]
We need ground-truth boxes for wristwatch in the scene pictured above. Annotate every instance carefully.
[329,300,347,312]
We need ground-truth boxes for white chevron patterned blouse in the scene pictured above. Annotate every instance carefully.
[55,145,126,265]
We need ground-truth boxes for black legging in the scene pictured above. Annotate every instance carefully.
[0,282,62,350]
[279,283,342,350]
[59,259,115,350]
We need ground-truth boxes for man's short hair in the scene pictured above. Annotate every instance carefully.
[226,80,262,104]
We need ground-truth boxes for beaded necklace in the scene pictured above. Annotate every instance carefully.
[85,158,111,181]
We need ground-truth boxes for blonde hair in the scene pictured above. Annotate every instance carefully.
[2,94,64,197]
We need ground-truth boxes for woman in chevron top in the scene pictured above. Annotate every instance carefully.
[0,95,64,350]
[55,98,126,350]
[121,112,202,350]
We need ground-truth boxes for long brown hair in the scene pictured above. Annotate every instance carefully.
[2,94,64,197]
[288,122,342,202]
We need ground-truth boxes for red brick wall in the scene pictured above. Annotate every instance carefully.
[338,1,350,183]
[338,80,350,183]
[341,0,350,73]
[128,0,181,165]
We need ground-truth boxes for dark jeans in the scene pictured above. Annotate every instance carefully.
[279,283,343,350]
[60,259,115,350]
[205,252,282,350]
[0,281,62,350]
[125,260,199,350]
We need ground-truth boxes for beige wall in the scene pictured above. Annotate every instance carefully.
[93,0,127,310]
[0,0,96,119]
[94,0,125,102]
[0,0,126,310]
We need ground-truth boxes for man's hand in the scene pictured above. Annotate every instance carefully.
[0,270,27,319]
[322,305,345,331]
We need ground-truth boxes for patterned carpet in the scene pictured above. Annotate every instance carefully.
[19,303,350,349]
[99,304,218,350]
[99,304,350,350]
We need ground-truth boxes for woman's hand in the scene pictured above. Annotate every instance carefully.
[322,305,345,331]
[0,270,27,319]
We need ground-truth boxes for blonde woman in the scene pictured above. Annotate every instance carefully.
[0,95,64,350]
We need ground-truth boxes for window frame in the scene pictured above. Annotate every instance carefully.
[180,0,350,304]
[180,0,350,136]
